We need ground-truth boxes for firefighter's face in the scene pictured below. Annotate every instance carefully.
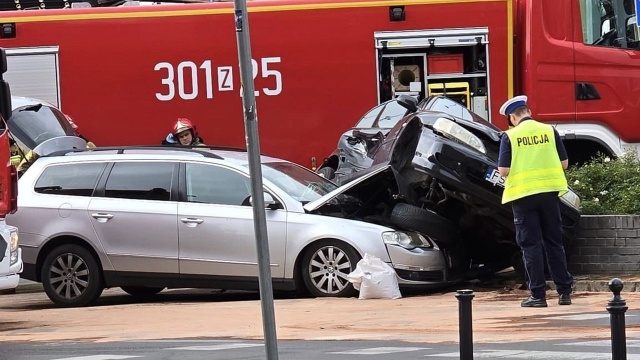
[176,130,193,145]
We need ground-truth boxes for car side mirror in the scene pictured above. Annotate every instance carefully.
[250,192,280,210]
[397,94,418,112]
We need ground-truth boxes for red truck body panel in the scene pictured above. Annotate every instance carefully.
[0,0,512,167]
[2,0,638,166]
[517,0,640,144]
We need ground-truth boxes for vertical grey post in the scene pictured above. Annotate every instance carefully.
[455,289,474,360]
[607,278,627,360]
[232,2,279,360]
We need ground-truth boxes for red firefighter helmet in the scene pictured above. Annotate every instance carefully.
[172,118,195,137]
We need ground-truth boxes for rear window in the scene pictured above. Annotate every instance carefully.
[9,103,75,151]
[34,163,105,196]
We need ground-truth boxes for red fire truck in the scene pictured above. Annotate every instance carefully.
[0,49,17,217]
[0,0,638,168]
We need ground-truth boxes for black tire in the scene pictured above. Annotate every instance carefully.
[120,286,165,297]
[317,167,336,180]
[301,240,360,298]
[41,244,103,307]
[389,203,457,246]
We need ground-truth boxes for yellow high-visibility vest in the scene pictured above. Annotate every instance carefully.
[502,120,568,204]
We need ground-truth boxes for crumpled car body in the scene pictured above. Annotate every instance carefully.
[319,95,581,274]
[317,98,409,182]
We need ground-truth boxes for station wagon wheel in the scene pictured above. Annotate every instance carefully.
[301,240,360,298]
[120,286,165,297]
[41,244,103,307]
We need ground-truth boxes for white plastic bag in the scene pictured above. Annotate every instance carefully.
[347,253,402,299]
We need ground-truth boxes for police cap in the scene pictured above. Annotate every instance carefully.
[499,95,528,116]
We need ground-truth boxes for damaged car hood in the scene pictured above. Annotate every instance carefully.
[303,163,393,212]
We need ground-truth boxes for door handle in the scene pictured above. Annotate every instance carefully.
[91,213,114,223]
[180,218,204,224]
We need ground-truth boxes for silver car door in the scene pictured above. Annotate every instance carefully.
[87,161,179,274]
[177,162,287,279]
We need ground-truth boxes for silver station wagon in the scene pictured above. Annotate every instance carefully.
[8,146,463,307]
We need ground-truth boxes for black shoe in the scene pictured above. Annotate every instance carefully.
[521,296,548,307]
[558,294,572,305]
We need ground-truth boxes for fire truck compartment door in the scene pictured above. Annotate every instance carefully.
[4,47,60,108]
[375,28,488,49]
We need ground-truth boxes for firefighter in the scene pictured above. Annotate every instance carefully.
[162,118,205,146]
[9,139,23,167]
[497,95,573,308]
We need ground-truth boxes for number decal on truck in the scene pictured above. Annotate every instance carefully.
[154,57,282,101]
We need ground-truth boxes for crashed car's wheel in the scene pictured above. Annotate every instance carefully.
[301,240,360,298]
[317,167,336,180]
[120,286,165,297]
[390,203,457,246]
[41,244,104,307]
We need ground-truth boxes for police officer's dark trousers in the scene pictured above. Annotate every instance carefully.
[512,192,573,299]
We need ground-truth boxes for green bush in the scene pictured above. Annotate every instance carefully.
[565,153,640,215]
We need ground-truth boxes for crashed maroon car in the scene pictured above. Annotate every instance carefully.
[318,95,581,275]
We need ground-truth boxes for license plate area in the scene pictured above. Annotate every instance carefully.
[484,167,505,188]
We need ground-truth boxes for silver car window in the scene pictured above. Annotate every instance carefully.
[9,104,74,151]
[261,162,337,203]
[185,163,251,206]
[34,163,105,196]
[104,162,174,201]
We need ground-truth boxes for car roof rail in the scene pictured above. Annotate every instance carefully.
[44,145,250,159]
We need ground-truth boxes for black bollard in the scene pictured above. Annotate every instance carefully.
[607,278,628,360]
[455,289,475,360]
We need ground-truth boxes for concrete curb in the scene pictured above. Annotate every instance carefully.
[464,271,640,293]
[9,274,640,296]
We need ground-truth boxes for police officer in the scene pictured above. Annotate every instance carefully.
[497,95,573,308]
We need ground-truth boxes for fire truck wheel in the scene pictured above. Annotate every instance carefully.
[41,244,104,307]
[317,167,336,180]
[389,203,457,246]
[301,240,359,298]
[120,286,165,297]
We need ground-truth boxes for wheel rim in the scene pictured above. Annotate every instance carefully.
[48,252,91,300]
[307,245,353,294]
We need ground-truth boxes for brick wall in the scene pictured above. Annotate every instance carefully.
[569,215,640,273]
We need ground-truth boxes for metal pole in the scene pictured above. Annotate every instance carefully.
[455,289,474,360]
[607,278,628,360]
[232,2,279,359]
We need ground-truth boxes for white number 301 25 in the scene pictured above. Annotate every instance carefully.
[155,57,282,101]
